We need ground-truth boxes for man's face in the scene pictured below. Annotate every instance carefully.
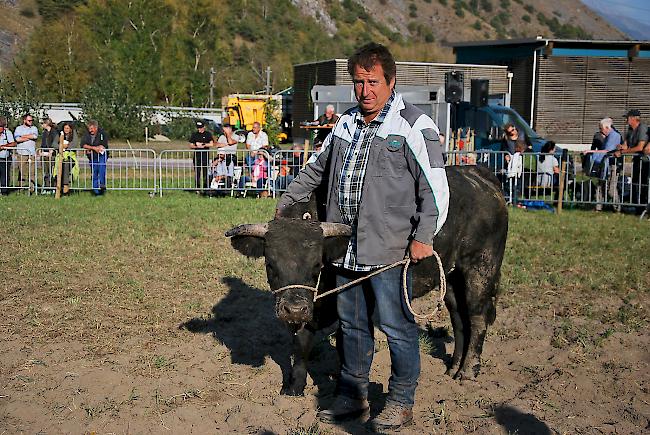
[599,124,611,136]
[88,124,98,135]
[252,123,261,134]
[352,63,394,119]
[24,116,33,127]
[325,107,335,117]
[627,116,640,129]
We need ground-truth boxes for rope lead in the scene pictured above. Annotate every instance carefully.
[272,250,447,322]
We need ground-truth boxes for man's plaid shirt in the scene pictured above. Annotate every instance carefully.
[335,92,395,271]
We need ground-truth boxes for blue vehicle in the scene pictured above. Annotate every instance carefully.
[455,102,548,152]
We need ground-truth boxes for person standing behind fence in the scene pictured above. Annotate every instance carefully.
[589,118,622,211]
[54,122,80,195]
[81,120,109,196]
[537,141,559,188]
[245,122,269,166]
[507,139,526,205]
[13,114,39,192]
[188,120,214,192]
[216,123,242,151]
[0,117,16,195]
[39,118,59,190]
[616,109,649,206]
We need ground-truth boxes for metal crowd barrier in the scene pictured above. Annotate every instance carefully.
[447,150,650,209]
[2,147,648,211]
[157,148,316,197]
[1,148,157,195]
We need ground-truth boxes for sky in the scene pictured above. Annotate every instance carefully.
[581,0,650,39]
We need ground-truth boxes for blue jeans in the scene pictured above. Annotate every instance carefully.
[89,152,107,194]
[336,266,419,407]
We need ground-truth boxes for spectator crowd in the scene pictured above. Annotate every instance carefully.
[1,108,648,211]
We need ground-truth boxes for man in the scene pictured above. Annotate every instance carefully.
[0,116,16,195]
[13,114,39,192]
[81,120,109,196]
[589,118,622,211]
[245,122,269,166]
[616,109,649,205]
[276,43,449,432]
[314,104,339,146]
[188,120,214,191]
[39,117,60,190]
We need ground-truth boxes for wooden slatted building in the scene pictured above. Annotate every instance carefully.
[452,38,650,144]
[292,59,510,140]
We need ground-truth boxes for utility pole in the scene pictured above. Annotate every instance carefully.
[209,67,216,107]
[265,66,272,95]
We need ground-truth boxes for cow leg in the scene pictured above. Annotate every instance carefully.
[281,325,314,396]
[454,268,498,381]
[443,275,466,377]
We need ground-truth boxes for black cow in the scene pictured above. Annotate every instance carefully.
[226,165,508,395]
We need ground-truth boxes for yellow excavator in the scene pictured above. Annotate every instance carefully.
[223,94,288,142]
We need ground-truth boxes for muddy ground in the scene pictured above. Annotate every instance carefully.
[0,198,648,434]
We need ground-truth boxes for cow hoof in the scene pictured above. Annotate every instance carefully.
[280,385,305,396]
[445,366,459,377]
[453,368,479,382]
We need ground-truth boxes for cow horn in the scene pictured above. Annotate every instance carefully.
[320,222,352,237]
[225,223,268,238]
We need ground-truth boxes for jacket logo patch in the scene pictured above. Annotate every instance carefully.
[387,138,403,151]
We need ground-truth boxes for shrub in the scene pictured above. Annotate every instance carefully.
[263,98,282,148]
[160,117,197,141]
[473,20,482,30]
[500,0,510,9]
[522,14,531,23]
[480,0,493,12]
[524,4,534,13]
[439,0,448,5]
[19,7,35,18]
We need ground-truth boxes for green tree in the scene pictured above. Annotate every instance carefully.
[80,72,151,140]
[263,98,281,147]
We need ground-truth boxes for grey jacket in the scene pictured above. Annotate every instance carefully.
[277,93,449,265]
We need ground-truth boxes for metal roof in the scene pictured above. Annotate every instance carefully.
[450,38,650,49]
[293,58,508,70]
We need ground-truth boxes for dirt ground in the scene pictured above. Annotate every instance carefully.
[0,200,648,434]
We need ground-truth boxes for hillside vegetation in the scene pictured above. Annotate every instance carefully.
[0,0,626,108]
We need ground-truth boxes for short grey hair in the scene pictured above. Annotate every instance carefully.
[326,104,335,112]
[599,117,613,129]
[87,119,99,128]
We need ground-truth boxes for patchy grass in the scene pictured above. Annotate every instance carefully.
[0,193,648,433]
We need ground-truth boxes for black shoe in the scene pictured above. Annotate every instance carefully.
[366,402,413,433]
[317,396,370,423]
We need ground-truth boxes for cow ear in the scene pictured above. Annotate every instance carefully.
[323,235,350,263]
[230,236,265,258]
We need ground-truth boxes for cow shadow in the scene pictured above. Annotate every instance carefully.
[179,276,456,434]
[494,404,552,435]
[179,276,341,397]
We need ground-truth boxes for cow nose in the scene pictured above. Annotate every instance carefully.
[283,304,307,316]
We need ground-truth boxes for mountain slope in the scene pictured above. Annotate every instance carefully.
[0,0,629,106]
[581,0,650,40]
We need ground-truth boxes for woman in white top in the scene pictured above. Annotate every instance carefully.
[536,141,559,188]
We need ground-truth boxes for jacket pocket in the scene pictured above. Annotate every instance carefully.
[383,205,415,250]
[377,135,407,176]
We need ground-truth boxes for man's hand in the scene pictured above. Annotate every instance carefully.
[409,240,433,263]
